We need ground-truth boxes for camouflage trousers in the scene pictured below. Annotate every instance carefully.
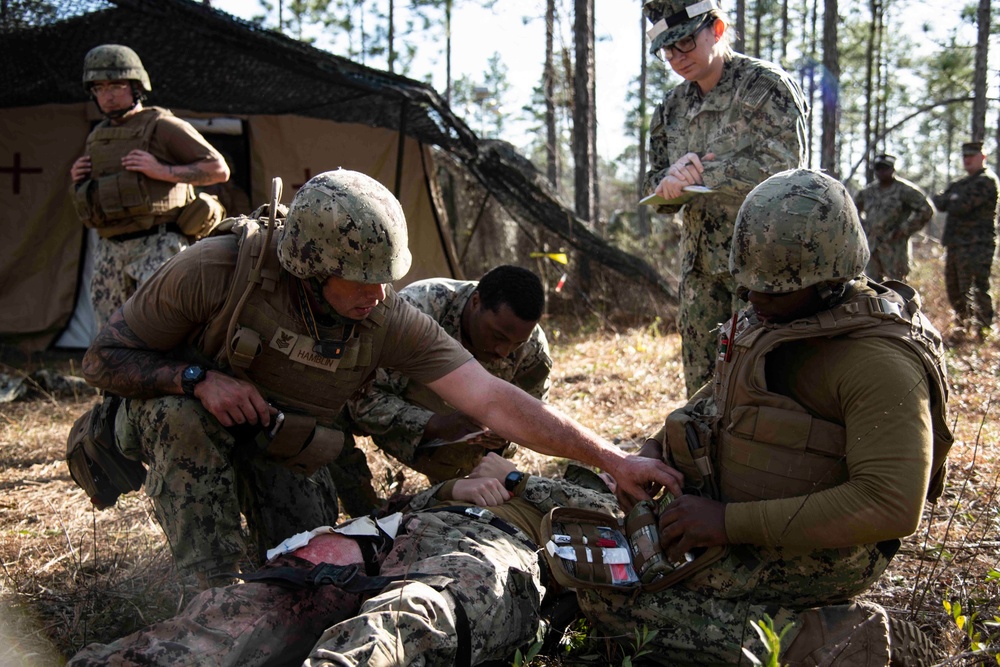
[116,395,340,576]
[866,238,911,281]
[577,540,894,666]
[679,267,741,397]
[67,555,363,667]
[944,242,995,329]
[90,227,187,330]
[305,508,543,666]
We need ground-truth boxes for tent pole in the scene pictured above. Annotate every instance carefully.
[394,100,408,197]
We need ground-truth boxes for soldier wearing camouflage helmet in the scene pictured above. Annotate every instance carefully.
[641,0,808,397]
[853,153,935,281]
[82,169,679,588]
[70,44,230,330]
[586,169,953,664]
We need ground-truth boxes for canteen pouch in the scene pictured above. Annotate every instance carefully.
[257,413,345,477]
[66,395,147,509]
[178,192,226,240]
[663,399,719,498]
[540,503,727,594]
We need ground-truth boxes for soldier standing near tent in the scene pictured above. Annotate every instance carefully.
[340,264,551,515]
[642,0,807,397]
[70,44,230,330]
[80,169,678,589]
[853,153,935,281]
[932,140,1000,338]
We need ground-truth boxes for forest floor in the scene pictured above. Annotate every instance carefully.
[0,238,997,665]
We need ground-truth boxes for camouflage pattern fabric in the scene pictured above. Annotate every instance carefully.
[278,170,412,284]
[67,555,362,667]
[853,176,934,280]
[933,167,1000,328]
[347,278,551,469]
[944,242,995,328]
[730,169,869,293]
[116,395,340,575]
[644,53,807,395]
[83,44,151,92]
[305,509,542,666]
[90,229,187,330]
[577,541,894,666]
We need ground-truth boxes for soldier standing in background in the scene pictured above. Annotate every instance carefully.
[932,141,1000,338]
[70,44,230,330]
[641,0,807,397]
[853,153,935,281]
[341,264,551,515]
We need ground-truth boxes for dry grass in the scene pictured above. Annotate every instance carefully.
[0,239,997,664]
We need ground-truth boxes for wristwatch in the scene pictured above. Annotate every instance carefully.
[504,470,525,494]
[181,365,207,397]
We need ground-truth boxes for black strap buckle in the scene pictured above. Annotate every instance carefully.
[308,562,360,586]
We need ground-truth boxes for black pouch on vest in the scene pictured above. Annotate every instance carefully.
[66,395,147,509]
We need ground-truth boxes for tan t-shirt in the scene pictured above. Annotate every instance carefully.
[123,235,473,401]
[724,335,933,549]
[146,110,225,167]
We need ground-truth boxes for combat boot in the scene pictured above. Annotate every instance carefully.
[781,601,890,666]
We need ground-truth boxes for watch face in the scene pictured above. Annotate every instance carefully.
[183,365,205,382]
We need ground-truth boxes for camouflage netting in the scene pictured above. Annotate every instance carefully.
[0,0,477,157]
[1,0,674,301]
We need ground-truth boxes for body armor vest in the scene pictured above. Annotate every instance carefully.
[672,281,952,504]
[73,107,194,237]
[210,217,392,427]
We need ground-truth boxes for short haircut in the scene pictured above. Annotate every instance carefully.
[476,265,545,322]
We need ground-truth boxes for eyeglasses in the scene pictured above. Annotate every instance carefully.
[90,82,131,95]
[656,18,714,61]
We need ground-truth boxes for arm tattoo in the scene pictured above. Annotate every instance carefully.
[82,311,184,399]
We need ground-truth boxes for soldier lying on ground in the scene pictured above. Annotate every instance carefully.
[67,453,620,667]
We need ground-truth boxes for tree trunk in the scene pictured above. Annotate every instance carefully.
[445,0,453,106]
[544,0,558,187]
[820,0,839,176]
[971,0,990,141]
[862,0,876,179]
[387,0,395,73]
[806,0,818,167]
[735,0,746,53]
[637,15,651,237]
[572,0,595,225]
[780,0,789,63]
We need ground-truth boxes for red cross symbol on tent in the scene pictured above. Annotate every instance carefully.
[0,152,43,195]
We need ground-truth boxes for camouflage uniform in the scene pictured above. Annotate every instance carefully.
[933,166,1000,329]
[73,46,226,330]
[105,171,470,580]
[304,475,617,666]
[67,474,617,667]
[578,171,951,665]
[90,227,188,330]
[645,53,807,395]
[853,176,934,280]
[343,278,551,509]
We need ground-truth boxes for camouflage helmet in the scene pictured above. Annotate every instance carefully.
[729,169,869,293]
[643,0,721,54]
[278,170,412,284]
[83,44,151,93]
